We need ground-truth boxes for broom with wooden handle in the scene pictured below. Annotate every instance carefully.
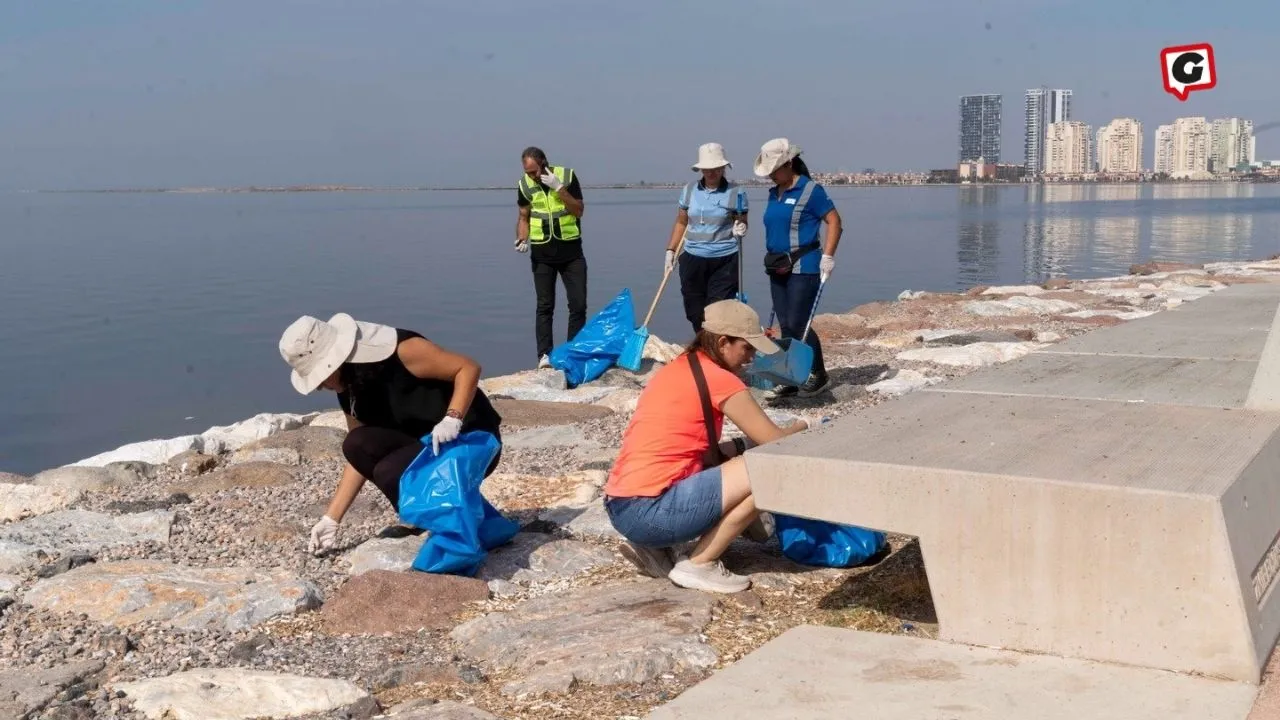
[617,235,685,372]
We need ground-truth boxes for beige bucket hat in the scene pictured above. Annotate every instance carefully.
[702,300,781,355]
[278,313,398,394]
[753,137,802,177]
[692,142,733,171]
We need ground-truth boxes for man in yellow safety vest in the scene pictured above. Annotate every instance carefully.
[515,146,587,367]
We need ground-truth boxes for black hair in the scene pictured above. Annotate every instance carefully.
[790,156,812,179]
[521,146,548,167]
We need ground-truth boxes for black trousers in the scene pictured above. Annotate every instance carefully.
[678,252,740,334]
[769,272,826,380]
[532,256,589,359]
[342,426,502,512]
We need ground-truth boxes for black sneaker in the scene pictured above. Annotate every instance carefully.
[765,384,799,400]
[798,372,831,398]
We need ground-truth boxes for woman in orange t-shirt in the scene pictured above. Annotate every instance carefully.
[604,300,824,594]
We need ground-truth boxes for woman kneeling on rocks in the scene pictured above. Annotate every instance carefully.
[278,313,503,555]
[604,300,822,594]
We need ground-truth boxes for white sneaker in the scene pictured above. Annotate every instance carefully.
[538,355,552,369]
[668,558,750,594]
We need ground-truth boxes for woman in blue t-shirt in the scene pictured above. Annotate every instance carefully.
[664,143,749,333]
[753,138,843,398]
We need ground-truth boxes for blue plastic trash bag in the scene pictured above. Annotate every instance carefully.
[548,289,636,388]
[773,514,887,568]
[397,430,519,576]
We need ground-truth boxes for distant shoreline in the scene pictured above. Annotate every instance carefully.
[29,178,1276,194]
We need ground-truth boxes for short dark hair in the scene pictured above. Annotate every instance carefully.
[521,146,548,166]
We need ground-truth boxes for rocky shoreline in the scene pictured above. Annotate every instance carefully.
[3,257,1278,719]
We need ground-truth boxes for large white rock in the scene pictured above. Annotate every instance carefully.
[981,284,1047,296]
[1063,309,1157,321]
[896,341,1041,367]
[111,668,368,720]
[70,435,212,468]
[0,483,82,523]
[867,369,943,396]
[69,412,319,468]
[1206,260,1280,275]
[962,296,1082,317]
[643,334,684,364]
[480,369,616,404]
[200,412,319,450]
[308,410,348,430]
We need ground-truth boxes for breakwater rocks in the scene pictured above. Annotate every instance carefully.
[2,258,1277,719]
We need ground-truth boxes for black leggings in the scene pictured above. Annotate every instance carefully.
[342,426,502,511]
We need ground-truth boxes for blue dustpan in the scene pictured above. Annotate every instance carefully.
[749,336,814,388]
[619,238,683,372]
[747,276,827,389]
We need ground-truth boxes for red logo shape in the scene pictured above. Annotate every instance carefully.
[1161,43,1216,101]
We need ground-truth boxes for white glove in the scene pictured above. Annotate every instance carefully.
[431,415,463,455]
[732,221,747,238]
[664,249,677,273]
[308,515,339,555]
[515,239,529,254]
[539,172,563,192]
[820,254,835,282]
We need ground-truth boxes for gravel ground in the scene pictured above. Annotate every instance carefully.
[3,260,1276,719]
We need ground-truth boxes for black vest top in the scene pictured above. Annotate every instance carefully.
[336,329,502,440]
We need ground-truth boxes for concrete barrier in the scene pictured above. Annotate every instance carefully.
[746,283,1280,682]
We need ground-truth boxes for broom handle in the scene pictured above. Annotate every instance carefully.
[642,235,685,328]
[799,276,828,343]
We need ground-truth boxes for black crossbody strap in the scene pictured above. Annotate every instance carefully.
[689,352,725,467]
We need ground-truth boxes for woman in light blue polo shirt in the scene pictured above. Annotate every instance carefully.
[664,143,748,333]
[754,138,843,399]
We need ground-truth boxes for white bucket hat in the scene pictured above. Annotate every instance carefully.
[753,137,802,177]
[691,142,732,172]
[278,313,398,394]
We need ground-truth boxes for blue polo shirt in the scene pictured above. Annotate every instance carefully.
[762,175,834,275]
[678,179,747,258]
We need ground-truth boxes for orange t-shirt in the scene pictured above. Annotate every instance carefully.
[605,351,748,498]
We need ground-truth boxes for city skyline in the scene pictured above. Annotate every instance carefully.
[956,82,1264,176]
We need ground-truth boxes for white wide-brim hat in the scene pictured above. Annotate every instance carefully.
[692,142,733,171]
[278,313,398,395]
[754,137,802,177]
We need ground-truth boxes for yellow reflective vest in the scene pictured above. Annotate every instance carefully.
[518,166,581,243]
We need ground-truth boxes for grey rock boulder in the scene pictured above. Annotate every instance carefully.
[450,579,718,696]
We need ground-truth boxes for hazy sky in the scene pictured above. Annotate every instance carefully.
[1,0,1276,190]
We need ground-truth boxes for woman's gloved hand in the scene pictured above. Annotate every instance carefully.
[664,249,677,273]
[431,415,464,455]
[308,515,339,555]
[820,254,835,282]
[732,221,748,238]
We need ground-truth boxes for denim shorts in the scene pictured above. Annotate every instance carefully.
[604,466,724,548]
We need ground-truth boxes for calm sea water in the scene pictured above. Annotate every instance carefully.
[3,183,1280,475]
